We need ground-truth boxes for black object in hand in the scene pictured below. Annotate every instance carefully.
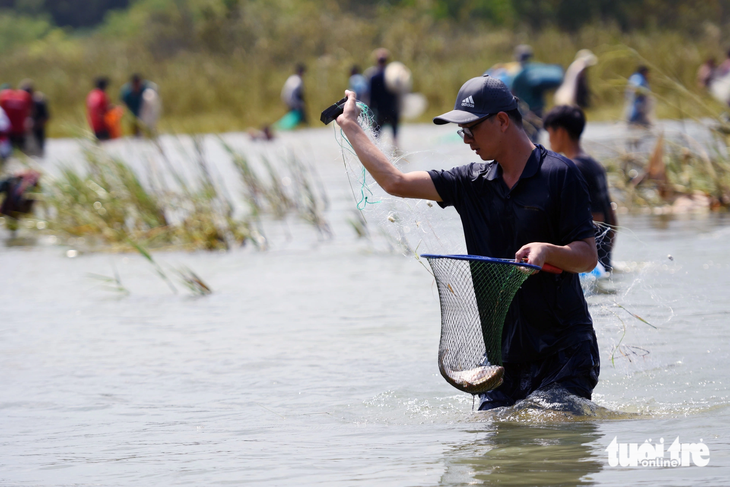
[320,96,349,125]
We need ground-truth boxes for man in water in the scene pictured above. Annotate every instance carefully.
[336,74,599,410]
[544,105,617,272]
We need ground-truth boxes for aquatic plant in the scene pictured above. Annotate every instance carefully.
[589,46,730,214]
[39,141,251,251]
[223,140,331,236]
[86,260,129,295]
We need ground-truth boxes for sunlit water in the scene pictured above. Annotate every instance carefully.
[1,122,729,485]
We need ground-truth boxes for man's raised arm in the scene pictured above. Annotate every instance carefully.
[336,90,441,202]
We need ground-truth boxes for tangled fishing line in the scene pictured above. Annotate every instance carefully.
[332,102,461,256]
[331,107,670,398]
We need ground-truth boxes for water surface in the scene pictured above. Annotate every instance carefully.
[1,122,729,485]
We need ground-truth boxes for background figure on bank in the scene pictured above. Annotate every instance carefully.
[0,105,11,161]
[625,65,652,127]
[544,105,617,271]
[368,48,401,145]
[0,84,32,152]
[348,65,369,105]
[86,77,112,141]
[510,44,564,142]
[697,57,716,90]
[718,49,730,77]
[20,80,50,157]
[708,50,730,106]
[554,49,598,109]
[120,74,147,136]
[278,63,307,129]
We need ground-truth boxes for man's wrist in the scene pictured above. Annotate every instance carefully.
[338,118,361,134]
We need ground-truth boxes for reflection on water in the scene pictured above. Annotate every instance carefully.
[441,421,603,486]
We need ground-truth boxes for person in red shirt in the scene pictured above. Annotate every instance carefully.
[86,77,111,141]
[0,86,32,150]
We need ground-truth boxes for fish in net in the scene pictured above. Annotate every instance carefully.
[423,254,558,395]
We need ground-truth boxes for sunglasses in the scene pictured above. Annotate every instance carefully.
[457,113,496,139]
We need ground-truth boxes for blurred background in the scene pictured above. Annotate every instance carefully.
[3,3,730,486]
[1,0,730,136]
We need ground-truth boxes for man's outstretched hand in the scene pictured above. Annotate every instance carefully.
[335,90,360,129]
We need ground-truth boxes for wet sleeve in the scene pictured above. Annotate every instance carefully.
[558,165,596,245]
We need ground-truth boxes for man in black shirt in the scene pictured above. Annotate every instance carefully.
[544,105,618,271]
[336,75,599,410]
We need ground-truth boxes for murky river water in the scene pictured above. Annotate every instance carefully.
[1,122,729,485]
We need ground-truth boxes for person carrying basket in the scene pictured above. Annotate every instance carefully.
[335,74,600,410]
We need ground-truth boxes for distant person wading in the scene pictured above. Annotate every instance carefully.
[367,48,401,145]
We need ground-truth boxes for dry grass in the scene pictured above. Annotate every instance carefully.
[1,5,728,138]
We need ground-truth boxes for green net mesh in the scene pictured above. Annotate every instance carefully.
[424,255,540,394]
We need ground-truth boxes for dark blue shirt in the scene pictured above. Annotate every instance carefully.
[428,145,596,363]
[368,69,399,121]
[120,82,148,117]
[572,155,614,226]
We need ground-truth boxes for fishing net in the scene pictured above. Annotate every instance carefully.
[423,254,541,394]
[333,102,464,256]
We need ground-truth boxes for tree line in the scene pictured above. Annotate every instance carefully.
[0,0,729,33]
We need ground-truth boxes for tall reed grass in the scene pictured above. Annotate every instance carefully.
[40,141,250,251]
[36,135,330,252]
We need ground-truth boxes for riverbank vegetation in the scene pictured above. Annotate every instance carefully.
[1,0,730,247]
[25,137,329,252]
[1,0,730,137]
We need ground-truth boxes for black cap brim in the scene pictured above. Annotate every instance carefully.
[433,109,489,125]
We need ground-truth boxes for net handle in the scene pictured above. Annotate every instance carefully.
[541,263,563,274]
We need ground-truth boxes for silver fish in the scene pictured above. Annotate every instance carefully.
[438,349,504,394]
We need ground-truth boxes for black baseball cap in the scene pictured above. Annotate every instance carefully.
[433,75,518,125]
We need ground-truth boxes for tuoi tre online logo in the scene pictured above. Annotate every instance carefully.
[606,436,710,467]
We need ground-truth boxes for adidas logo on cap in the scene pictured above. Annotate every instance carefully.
[461,96,475,108]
